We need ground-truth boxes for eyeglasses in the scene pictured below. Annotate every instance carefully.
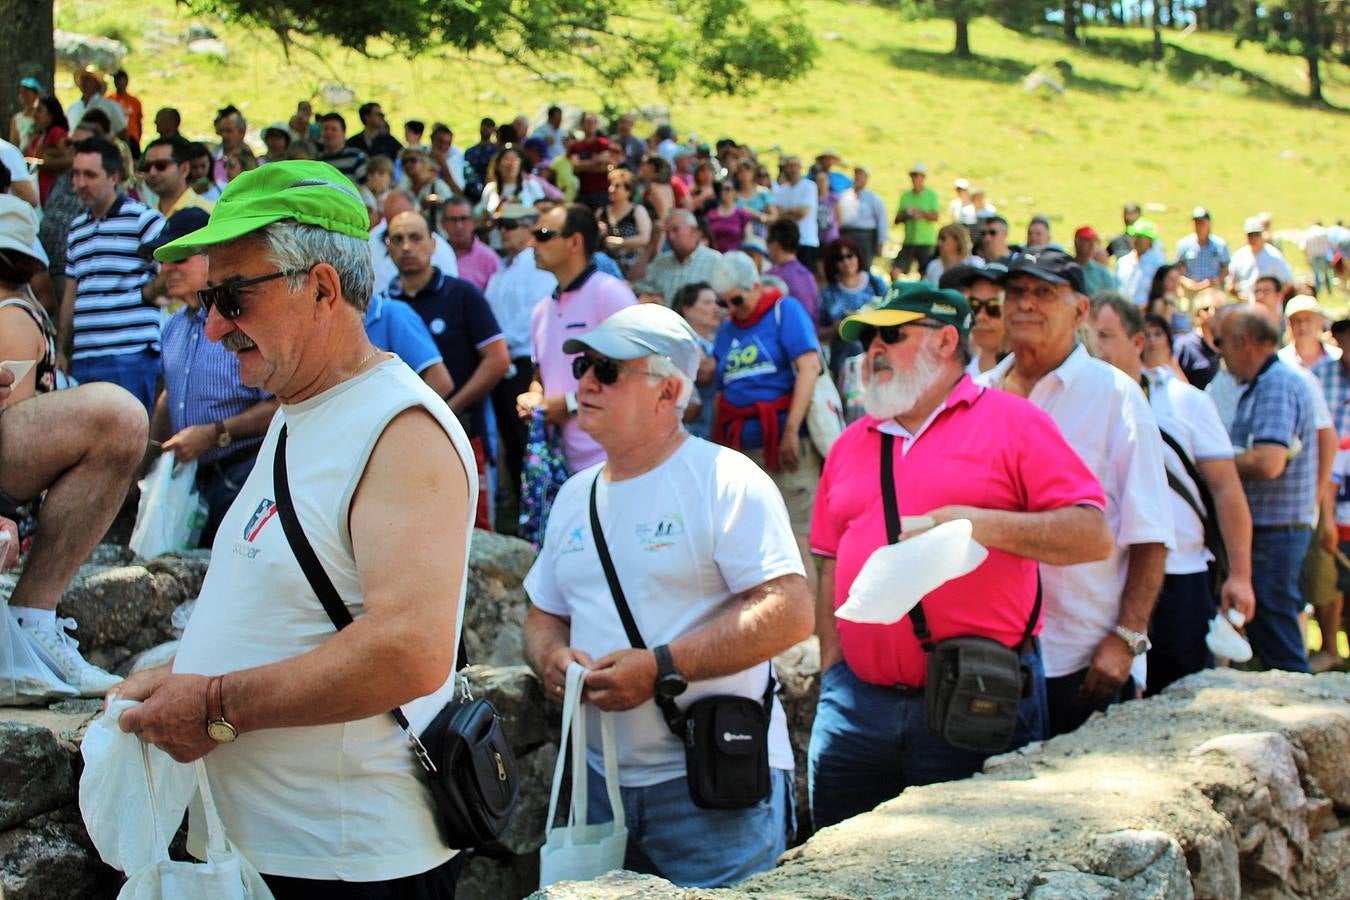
[442,214,473,224]
[533,227,571,242]
[969,298,1002,317]
[496,220,528,231]
[198,269,307,320]
[856,321,945,346]
[571,354,656,385]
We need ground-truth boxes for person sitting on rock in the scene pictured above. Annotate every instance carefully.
[523,303,813,888]
[0,195,147,697]
[139,207,279,549]
[808,284,1112,831]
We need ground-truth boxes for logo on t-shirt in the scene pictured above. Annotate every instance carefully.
[722,338,777,383]
[635,514,684,552]
[559,525,586,555]
[234,498,277,560]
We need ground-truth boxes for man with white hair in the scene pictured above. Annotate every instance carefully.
[980,249,1173,736]
[808,282,1111,830]
[523,303,812,887]
[646,208,722,305]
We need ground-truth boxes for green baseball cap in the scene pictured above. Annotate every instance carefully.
[1125,218,1159,241]
[839,281,973,340]
[153,160,369,262]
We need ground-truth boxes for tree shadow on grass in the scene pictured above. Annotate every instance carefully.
[877,46,1132,97]
[1078,33,1347,113]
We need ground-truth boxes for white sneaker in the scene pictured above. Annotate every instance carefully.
[23,617,123,697]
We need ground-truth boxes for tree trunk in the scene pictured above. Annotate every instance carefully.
[1302,0,1324,102]
[0,0,54,136]
[1152,1,1164,63]
[1064,0,1079,42]
[954,11,972,58]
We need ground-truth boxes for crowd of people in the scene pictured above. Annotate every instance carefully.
[1,66,1349,896]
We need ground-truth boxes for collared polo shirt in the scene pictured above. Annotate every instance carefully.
[363,293,442,376]
[810,375,1105,688]
[485,247,556,360]
[65,195,164,360]
[980,345,1174,678]
[646,244,722,307]
[159,304,270,464]
[529,266,636,471]
[452,237,503,293]
[390,268,504,440]
[1231,355,1317,527]
[1175,233,1230,284]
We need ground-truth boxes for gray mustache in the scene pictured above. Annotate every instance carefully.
[223,332,257,352]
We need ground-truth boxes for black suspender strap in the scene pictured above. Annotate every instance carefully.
[588,473,774,736]
[272,425,469,745]
[879,431,1040,653]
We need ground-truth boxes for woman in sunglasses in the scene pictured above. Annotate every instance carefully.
[966,279,1008,376]
[817,236,887,386]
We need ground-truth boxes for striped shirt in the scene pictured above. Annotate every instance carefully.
[160,305,271,464]
[65,196,164,360]
[320,147,368,185]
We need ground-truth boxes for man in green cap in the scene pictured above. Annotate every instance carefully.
[1116,217,1166,305]
[113,160,476,894]
[807,280,1112,831]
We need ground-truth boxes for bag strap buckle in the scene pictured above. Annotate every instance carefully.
[407,730,439,776]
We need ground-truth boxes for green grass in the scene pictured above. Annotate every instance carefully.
[56,1,1350,269]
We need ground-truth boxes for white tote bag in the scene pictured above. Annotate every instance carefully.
[80,701,274,900]
[538,662,628,888]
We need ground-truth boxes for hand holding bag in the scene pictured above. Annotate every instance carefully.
[538,662,628,887]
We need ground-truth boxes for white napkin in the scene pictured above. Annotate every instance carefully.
[836,519,989,624]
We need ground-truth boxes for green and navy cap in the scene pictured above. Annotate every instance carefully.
[153,160,369,262]
[838,281,973,340]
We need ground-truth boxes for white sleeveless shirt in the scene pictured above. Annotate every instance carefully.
[174,357,477,880]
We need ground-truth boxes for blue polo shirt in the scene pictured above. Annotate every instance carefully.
[364,293,442,376]
[389,268,503,440]
[1231,356,1317,526]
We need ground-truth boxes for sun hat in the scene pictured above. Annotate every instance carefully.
[0,195,42,268]
[153,160,369,262]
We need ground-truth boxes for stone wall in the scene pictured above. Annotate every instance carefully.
[535,669,1350,899]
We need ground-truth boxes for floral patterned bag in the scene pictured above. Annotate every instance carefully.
[518,408,570,547]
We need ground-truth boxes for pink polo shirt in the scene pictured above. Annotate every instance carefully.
[810,376,1105,688]
[454,237,504,293]
[530,268,636,471]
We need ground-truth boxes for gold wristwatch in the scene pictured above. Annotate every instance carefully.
[214,420,232,448]
[205,675,237,743]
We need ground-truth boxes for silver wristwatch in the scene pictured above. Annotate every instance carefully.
[1113,625,1152,656]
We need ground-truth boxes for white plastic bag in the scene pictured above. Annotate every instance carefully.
[836,519,989,624]
[130,456,206,559]
[806,358,846,458]
[539,662,628,888]
[80,701,275,900]
[0,603,77,705]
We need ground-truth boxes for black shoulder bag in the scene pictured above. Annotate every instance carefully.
[589,474,774,810]
[880,432,1038,754]
[272,424,519,851]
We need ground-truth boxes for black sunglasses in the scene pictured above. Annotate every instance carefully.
[856,321,945,346]
[715,298,729,309]
[571,355,654,385]
[533,227,572,242]
[969,298,1002,317]
[144,159,176,172]
[198,269,306,320]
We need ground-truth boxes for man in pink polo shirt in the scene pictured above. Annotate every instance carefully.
[440,195,502,292]
[807,284,1112,831]
[521,203,637,471]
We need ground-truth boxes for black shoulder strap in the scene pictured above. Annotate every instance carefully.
[1157,427,1229,574]
[273,425,468,745]
[588,473,773,736]
[880,431,1040,652]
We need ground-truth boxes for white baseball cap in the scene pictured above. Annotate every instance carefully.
[910,162,928,175]
[562,304,702,380]
[1243,216,1264,234]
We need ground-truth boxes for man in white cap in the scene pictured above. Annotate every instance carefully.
[523,303,812,888]
[1228,216,1293,298]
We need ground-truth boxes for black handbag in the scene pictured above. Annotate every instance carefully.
[272,424,519,851]
[588,474,774,810]
[879,432,1038,755]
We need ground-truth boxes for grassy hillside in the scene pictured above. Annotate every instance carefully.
[56,0,1350,262]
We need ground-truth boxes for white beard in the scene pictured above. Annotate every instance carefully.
[862,344,945,421]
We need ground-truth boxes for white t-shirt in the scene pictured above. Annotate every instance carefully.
[524,436,803,787]
[771,179,819,248]
[1229,243,1293,295]
[174,359,476,880]
[980,346,1175,678]
[0,139,36,196]
[1146,367,1233,575]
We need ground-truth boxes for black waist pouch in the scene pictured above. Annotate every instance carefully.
[682,691,772,810]
[924,636,1029,754]
[420,696,520,849]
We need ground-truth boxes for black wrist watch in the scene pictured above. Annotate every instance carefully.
[653,644,687,699]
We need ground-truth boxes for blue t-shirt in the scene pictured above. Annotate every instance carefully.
[364,293,442,376]
[713,297,818,449]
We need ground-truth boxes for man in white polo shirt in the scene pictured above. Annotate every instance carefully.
[523,304,812,888]
[980,250,1173,736]
[770,155,819,271]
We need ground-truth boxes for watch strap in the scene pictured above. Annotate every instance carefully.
[653,643,676,680]
[206,674,226,723]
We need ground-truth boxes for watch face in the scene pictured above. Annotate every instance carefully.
[207,720,238,743]
[657,674,687,699]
